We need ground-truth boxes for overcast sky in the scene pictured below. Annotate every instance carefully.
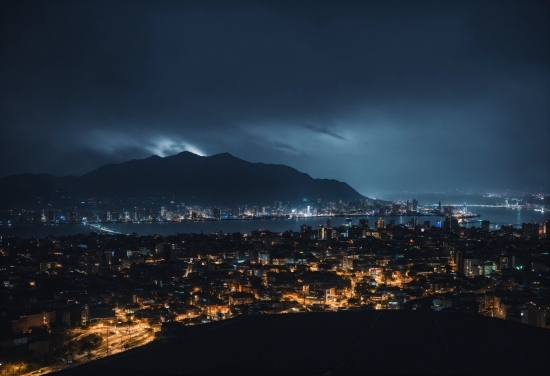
[1,0,548,196]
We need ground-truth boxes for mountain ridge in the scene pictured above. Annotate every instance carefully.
[0,152,365,208]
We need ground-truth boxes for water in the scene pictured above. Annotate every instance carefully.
[1,209,548,238]
[375,192,549,229]
[1,193,548,238]
[0,218,337,238]
[374,192,496,206]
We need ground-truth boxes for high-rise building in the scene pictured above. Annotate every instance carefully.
[345,218,353,238]
[464,258,480,277]
[522,222,539,238]
[258,251,271,265]
[318,225,326,240]
[481,220,490,232]
[375,219,385,229]
[47,209,56,223]
[412,199,418,212]
[212,207,221,219]
[455,251,464,273]
[249,250,258,264]
[444,215,452,231]
[359,218,369,229]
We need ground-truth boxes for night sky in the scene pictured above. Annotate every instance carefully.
[1,0,548,196]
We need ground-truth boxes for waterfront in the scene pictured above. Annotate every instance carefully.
[1,206,548,238]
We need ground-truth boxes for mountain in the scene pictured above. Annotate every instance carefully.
[0,152,365,208]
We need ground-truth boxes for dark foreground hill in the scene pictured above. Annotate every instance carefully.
[0,152,364,208]
[52,310,549,376]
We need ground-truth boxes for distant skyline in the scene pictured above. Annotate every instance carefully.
[1,0,548,197]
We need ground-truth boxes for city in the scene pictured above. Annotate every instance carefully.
[1,0,548,374]
[2,192,548,227]
[0,196,548,374]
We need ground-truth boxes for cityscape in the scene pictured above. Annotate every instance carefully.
[2,192,548,227]
[0,193,548,374]
[1,0,549,375]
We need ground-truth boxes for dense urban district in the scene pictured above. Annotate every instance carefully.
[1,192,549,225]
[0,198,549,375]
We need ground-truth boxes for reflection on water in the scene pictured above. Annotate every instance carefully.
[1,206,548,238]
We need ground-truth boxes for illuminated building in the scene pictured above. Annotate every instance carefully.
[258,251,271,265]
[464,258,480,277]
[318,225,326,240]
[342,256,354,270]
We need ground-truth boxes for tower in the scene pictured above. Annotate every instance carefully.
[318,225,326,240]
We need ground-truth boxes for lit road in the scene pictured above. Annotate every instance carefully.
[19,323,156,376]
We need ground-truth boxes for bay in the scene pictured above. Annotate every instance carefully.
[1,207,548,238]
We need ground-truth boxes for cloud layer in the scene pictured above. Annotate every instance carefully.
[1,0,548,195]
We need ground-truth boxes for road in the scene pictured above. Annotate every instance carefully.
[20,322,157,376]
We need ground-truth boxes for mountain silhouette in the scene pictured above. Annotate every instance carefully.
[0,152,365,208]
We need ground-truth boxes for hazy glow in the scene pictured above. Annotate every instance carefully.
[86,131,205,159]
[146,137,205,157]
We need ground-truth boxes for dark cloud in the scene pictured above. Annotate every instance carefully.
[301,123,346,141]
[270,141,301,154]
[0,0,548,195]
